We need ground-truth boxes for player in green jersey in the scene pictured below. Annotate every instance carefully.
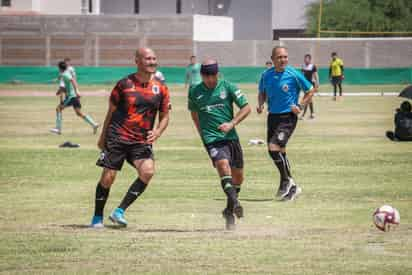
[50,61,99,135]
[185,55,202,89]
[188,59,251,230]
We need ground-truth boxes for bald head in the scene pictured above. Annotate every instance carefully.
[135,47,155,59]
[135,47,157,76]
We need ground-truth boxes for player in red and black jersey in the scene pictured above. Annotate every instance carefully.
[91,47,170,228]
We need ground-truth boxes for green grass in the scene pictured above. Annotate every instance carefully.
[0,85,411,274]
[0,83,407,94]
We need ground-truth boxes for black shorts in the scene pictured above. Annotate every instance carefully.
[205,140,244,169]
[96,141,153,171]
[267,112,298,147]
[331,76,342,85]
[63,97,81,109]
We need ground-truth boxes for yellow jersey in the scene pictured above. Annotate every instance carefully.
[330,58,344,77]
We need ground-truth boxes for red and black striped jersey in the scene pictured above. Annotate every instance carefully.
[107,73,170,144]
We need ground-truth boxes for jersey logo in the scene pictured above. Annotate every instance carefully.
[196,94,204,100]
[220,89,227,99]
[282,84,289,93]
[152,85,160,94]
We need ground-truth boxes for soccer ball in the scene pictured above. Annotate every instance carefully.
[373,205,400,232]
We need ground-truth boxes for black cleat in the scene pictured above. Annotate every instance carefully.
[277,178,296,200]
[233,202,244,219]
[222,208,236,231]
[281,185,302,201]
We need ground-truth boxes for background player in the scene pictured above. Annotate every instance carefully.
[91,47,170,228]
[185,55,202,89]
[188,59,251,230]
[301,54,319,119]
[50,61,98,135]
[257,46,316,201]
[329,52,344,100]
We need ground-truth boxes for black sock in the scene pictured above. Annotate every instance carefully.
[269,151,289,181]
[94,182,110,217]
[221,176,238,211]
[227,184,241,209]
[281,152,292,178]
[118,178,147,211]
[234,184,241,195]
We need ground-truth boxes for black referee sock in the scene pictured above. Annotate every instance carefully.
[221,176,238,211]
[94,182,110,217]
[119,178,147,211]
[269,151,289,181]
[281,152,292,178]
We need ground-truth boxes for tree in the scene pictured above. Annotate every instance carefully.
[305,0,412,37]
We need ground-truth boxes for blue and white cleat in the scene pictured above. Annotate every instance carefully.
[90,215,104,228]
[109,208,128,227]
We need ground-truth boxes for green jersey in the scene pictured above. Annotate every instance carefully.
[61,70,77,99]
[186,63,202,86]
[188,80,248,145]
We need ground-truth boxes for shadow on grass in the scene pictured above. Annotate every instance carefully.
[61,224,222,233]
[213,198,274,202]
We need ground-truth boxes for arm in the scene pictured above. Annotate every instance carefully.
[190,111,202,137]
[146,111,170,144]
[97,102,117,150]
[218,104,251,133]
[257,91,267,114]
[313,71,320,88]
[71,78,81,97]
[185,69,190,88]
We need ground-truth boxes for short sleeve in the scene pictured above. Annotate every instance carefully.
[258,73,265,94]
[160,85,170,113]
[228,82,248,108]
[110,82,121,106]
[187,87,199,112]
[339,59,344,66]
[293,69,313,93]
[313,65,318,72]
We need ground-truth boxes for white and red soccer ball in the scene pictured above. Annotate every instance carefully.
[373,205,400,232]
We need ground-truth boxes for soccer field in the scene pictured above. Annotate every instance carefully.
[0,85,411,274]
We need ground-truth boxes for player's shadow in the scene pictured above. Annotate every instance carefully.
[213,198,273,202]
[60,224,222,232]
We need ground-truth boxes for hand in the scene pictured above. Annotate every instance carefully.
[256,105,264,114]
[341,75,345,80]
[291,105,302,115]
[97,137,105,150]
[146,129,161,144]
[76,92,81,98]
[218,122,234,133]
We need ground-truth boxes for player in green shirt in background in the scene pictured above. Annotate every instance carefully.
[188,59,251,230]
[50,61,99,135]
[185,55,202,89]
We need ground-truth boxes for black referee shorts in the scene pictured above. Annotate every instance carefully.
[267,112,298,148]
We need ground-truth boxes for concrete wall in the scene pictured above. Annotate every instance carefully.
[194,38,412,68]
[229,0,272,40]
[272,0,316,30]
[3,0,82,14]
[193,15,233,42]
[0,15,194,66]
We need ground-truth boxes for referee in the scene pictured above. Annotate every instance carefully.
[257,46,316,201]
